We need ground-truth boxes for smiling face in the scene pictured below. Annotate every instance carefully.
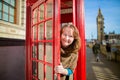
[61,27,74,48]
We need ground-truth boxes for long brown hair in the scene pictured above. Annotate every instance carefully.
[60,24,81,53]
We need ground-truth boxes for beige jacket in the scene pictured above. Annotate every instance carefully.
[60,48,78,80]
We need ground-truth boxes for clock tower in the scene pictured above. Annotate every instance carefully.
[97,8,104,43]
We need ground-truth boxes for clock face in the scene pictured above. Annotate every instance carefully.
[98,18,102,21]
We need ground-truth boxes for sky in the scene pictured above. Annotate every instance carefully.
[84,0,120,40]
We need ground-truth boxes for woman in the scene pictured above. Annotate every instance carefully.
[55,24,81,80]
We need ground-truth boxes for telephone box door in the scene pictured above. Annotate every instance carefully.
[26,0,86,80]
[26,0,60,80]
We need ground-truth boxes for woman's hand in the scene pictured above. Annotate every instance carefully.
[55,63,68,75]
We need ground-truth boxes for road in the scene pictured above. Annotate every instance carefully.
[86,47,120,80]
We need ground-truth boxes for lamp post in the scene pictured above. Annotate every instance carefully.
[91,33,93,42]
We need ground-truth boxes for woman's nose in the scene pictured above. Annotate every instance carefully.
[66,36,69,40]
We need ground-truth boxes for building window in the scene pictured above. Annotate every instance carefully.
[0,0,16,23]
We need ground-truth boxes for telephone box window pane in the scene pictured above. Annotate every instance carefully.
[38,62,44,80]
[38,43,44,60]
[3,13,8,21]
[33,9,38,24]
[46,20,52,40]
[38,23,44,40]
[46,65,52,80]
[46,0,53,18]
[46,43,52,63]
[39,4,44,21]
[32,45,37,58]
[33,26,37,40]
[32,61,37,76]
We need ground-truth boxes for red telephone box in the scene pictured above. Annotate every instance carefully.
[26,0,86,80]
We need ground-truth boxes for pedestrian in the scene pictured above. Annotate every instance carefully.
[106,43,112,60]
[55,24,81,80]
[92,41,100,62]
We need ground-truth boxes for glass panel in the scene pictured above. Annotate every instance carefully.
[38,23,44,40]
[46,43,52,63]
[0,2,2,11]
[0,12,1,19]
[38,43,44,60]
[32,61,37,76]
[46,20,52,40]
[33,8,38,24]
[0,2,2,19]
[46,65,52,80]
[38,62,44,80]
[46,0,53,18]
[3,13,8,21]
[9,16,14,23]
[1,0,15,23]
[33,26,37,40]
[3,4,8,13]
[11,0,15,6]
[10,7,14,15]
[32,44,37,58]
[39,4,44,21]
[4,0,11,3]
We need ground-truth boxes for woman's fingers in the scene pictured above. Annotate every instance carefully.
[55,64,64,73]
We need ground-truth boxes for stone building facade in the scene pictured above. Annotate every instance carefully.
[0,0,26,43]
[0,0,26,80]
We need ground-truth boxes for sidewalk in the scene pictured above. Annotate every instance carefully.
[86,47,120,80]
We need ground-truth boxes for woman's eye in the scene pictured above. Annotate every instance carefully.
[69,35,73,38]
[63,34,67,36]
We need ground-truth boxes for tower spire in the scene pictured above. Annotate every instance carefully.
[98,8,103,18]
